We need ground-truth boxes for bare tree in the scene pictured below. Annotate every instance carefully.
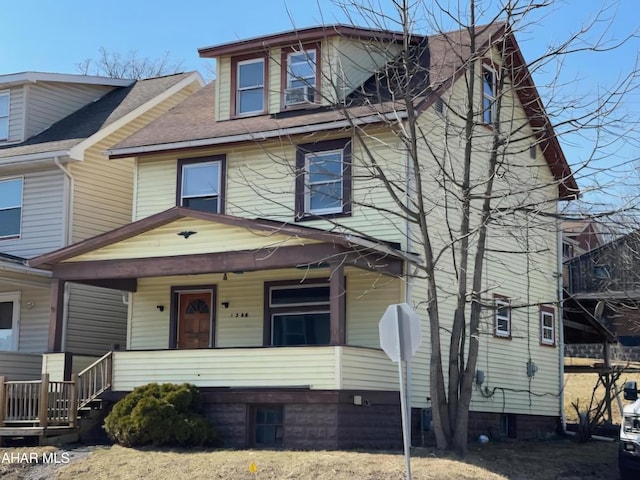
[76,47,184,79]
[228,0,640,453]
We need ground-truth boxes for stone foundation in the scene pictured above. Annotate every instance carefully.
[566,343,640,362]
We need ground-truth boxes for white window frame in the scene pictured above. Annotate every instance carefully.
[236,58,265,116]
[0,292,20,351]
[0,176,24,239]
[540,307,555,346]
[494,297,511,338]
[180,161,222,213]
[482,64,497,124]
[0,91,9,141]
[304,149,344,215]
[286,49,316,102]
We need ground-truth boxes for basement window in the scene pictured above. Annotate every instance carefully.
[253,406,284,447]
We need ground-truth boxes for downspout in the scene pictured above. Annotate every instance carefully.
[557,216,567,434]
[53,156,73,351]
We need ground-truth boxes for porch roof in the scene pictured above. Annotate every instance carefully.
[28,207,417,290]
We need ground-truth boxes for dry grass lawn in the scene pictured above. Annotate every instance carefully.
[563,357,640,425]
[46,439,618,480]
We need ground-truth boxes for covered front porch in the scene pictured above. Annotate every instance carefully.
[30,208,415,391]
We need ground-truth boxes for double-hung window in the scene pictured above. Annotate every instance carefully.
[482,63,498,125]
[0,292,20,351]
[0,91,9,141]
[494,295,511,338]
[0,177,23,238]
[540,305,555,346]
[285,49,317,105]
[177,156,225,214]
[267,281,330,346]
[236,58,265,116]
[295,139,351,220]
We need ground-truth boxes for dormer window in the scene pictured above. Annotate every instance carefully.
[0,91,9,141]
[285,49,317,106]
[235,57,266,116]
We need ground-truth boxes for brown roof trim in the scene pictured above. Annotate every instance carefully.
[198,24,424,58]
[28,207,404,269]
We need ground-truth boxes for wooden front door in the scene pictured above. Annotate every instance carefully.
[177,292,213,349]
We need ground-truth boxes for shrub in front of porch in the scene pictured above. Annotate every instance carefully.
[104,383,221,447]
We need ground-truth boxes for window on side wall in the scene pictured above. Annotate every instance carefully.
[177,156,225,214]
[0,91,9,141]
[295,138,352,220]
[252,405,283,447]
[0,293,20,351]
[482,63,498,125]
[0,177,23,238]
[266,280,331,346]
[494,295,511,338]
[235,57,266,116]
[284,47,317,106]
[540,305,555,346]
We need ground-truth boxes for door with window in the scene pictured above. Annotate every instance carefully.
[177,291,213,349]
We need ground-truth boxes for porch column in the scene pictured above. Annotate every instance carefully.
[47,279,65,352]
[329,261,346,345]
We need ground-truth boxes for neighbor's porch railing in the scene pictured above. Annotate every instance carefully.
[0,374,78,428]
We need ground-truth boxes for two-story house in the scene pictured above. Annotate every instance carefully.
[0,71,204,382]
[30,24,577,449]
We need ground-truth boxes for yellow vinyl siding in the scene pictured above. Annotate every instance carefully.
[135,129,406,245]
[128,268,398,351]
[268,48,281,113]
[111,347,339,391]
[216,56,232,121]
[66,218,321,262]
[110,346,398,392]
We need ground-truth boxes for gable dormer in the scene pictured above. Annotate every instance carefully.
[0,72,131,145]
[198,25,406,121]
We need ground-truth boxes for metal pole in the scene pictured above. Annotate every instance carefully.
[396,309,412,480]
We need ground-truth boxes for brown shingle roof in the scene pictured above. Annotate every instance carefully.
[108,23,577,197]
[0,72,196,159]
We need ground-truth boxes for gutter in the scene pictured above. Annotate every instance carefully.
[107,110,409,158]
[0,150,75,168]
[54,156,74,246]
[0,260,52,278]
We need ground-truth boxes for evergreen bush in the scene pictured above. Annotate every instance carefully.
[104,383,221,447]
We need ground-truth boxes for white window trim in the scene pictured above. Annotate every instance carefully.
[0,176,24,239]
[0,90,9,141]
[236,58,265,116]
[304,149,344,215]
[494,297,511,338]
[286,49,316,89]
[0,292,20,351]
[540,308,555,346]
[180,161,222,212]
[482,64,498,124]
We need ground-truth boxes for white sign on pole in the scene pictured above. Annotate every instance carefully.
[378,303,421,480]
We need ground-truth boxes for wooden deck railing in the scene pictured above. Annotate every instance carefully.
[0,374,77,428]
[77,351,112,409]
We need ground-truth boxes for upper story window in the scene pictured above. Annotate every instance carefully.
[295,138,352,220]
[236,58,266,116]
[482,63,498,125]
[284,48,317,106]
[177,156,226,214]
[0,177,23,238]
[0,91,9,141]
[494,295,511,338]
